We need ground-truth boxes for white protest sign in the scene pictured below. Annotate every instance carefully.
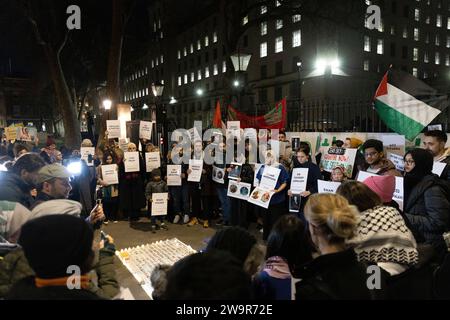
[151,193,168,216]
[320,147,357,177]
[382,134,405,157]
[387,152,405,172]
[356,170,379,182]
[80,147,95,167]
[124,152,140,173]
[248,187,274,209]
[432,162,447,177]
[393,177,404,212]
[317,180,341,194]
[101,164,119,185]
[139,121,153,140]
[290,168,309,194]
[187,159,203,182]
[145,152,161,172]
[107,120,121,139]
[212,166,225,184]
[119,138,129,151]
[167,165,182,186]
[243,128,257,140]
[227,181,252,200]
[259,165,281,191]
[428,124,443,131]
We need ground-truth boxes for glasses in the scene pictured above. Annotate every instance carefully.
[404,160,415,165]
[364,151,379,158]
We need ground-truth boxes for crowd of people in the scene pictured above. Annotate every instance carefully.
[0,128,449,300]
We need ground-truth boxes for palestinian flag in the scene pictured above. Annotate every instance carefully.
[374,69,448,141]
[227,98,287,129]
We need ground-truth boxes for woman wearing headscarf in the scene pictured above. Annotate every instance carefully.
[403,148,450,256]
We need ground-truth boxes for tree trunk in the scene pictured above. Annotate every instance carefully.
[44,45,81,149]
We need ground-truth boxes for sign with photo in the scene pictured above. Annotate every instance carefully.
[317,180,341,194]
[107,120,121,139]
[124,151,140,173]
[248,187,274,209]
[167,165,182,186]
[228,162,242,180]
[187,159,203,182]
[289,195,302,213]
[16,127,37,142]
[80,147,95,167]
[139,121,153,140]
[145,152,161,172]
[212,166,225,184]
[101,164,119,185]
[320,147,357,178]
[227,181,251,200]
[290,168,309,194]
[151,193,169,216]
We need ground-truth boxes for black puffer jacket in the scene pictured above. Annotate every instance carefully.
[404,175,450,253]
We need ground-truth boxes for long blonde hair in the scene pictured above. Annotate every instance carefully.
[304,193,359,244]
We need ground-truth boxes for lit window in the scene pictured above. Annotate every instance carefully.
[178,76,182,86]
[205,36,209,47]
[390,26,395,35]
[198,70,202,80]
[435,52,440,64]
[426,16,430,24]
[414,28,419,41]
[292,30,301,48]
[191,72,195,82]
[156,57,159,66]
[275,36,283,53]
[415,8,420,21]
[190,44,194,54]
[222,61,227,73]
[403,27,408,38]
[364,36,371,52]
[437,15,442,27]
[261,22,267,36]
[260,42,267,57]
[448,17,450,29]
[153,22,157,32]
[184,47,187,56]
[446,54,450,66]
[242,15,249,25]
[424,52,429,63]
[413,67,418,77]
[436,35,441,46]
[364,60,369,71]
[158,19,161,29]
[447,36,450,48]
[413,48,419,61]
[177,51,181,59]
[160,31,163,39]
[261,5,267,14]
[213,32,218,43]
[205,67,210,78]
[377,39,384,54]
[197,40,201,50]
[276,19,283,30]
[184,74,188,84]
[161,55,164,64]
[275,0,281,7]
[213,64,218,75]
[292,14,301,23]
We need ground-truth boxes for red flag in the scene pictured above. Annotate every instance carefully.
[227,98,287,129]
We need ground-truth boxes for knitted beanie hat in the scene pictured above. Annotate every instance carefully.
[363,175,395,203]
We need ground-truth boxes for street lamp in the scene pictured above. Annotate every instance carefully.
[196,88,204,96]
[297,60,303,132]
[169,96,178,104]
[103,99,112,120]
[151,81,165,152]
[230,51,252,111]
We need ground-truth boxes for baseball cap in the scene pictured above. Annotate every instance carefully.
[37,163,71,184]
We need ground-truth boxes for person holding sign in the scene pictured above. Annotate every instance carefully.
[96,151,119,224]
[360,139,401,177]
[213,140,231,226]
[118,143,146,221]
[187,141,205,227]
[423,130,450,182]
[255,152,290,240]
[403,148,450,257]
[167,145,190,225]
[289,147,322,217]
[145,168,169,233]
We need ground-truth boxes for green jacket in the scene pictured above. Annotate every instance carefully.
[0,247,120,299]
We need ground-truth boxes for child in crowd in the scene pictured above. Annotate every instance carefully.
[331,166,347,183]
[145,168,169,233]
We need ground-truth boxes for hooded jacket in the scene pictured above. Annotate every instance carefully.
[0,172,35,209]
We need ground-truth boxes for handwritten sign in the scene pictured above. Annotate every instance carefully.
[101,164,119,185]
[382,134,405,157]
[387,152,405,172]
[107,120,121,139]
[320,147,357,177]
[151,193,168,216]
[124,152,140,173]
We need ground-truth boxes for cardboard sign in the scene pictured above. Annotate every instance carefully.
[5,126,17,141]
[387,152,405,172]
[382,134,405,157]
[290,168,309,194]
[167,165,182,186]
[101,164,119,185]
[16,127,37,142]
[259,165,281,191]
[107,120,121,139]
[227,181,251,200]
[248,187,274,209]
[151,193,169,216]
[432,162,447,177]
[228,162,242,180]
[145,152,161,172]
[317,180,341,194]
[187,159,203,182]
[320,147,357,177]
[80,147,95,167]
[212,166,225,184]
[124,152,140,173]
[289,195,302,213]
[139,121,153,140]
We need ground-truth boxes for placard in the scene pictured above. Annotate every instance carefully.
[228,162,242,180]
[145,152,161,172]
[289,195,302,213]
[393,177,404,212]
[259,165,281,191]
[248,187,274,209]
[139,121,153,140]
[387,152,405,172]
[101,164,119,185]
[151,193,168,216]
[5,126,17,141]
[119,138,129,151]
[253,164,263,187]
[167,165,182,186]
[124,151,140,173]
[243,128,257,141]
[432,162,447,177]
[80,147,95,167]
[356,170,378,182]
[16,127,37,142]
[320,147,357,178]
[317,180,341,194]
[382,134,405,157]
[428,124,443,131]
[212,166,225,184]
[107,120,121,139]
[227,181,251,200]
[290,168,309,194]
[187,159,203,182]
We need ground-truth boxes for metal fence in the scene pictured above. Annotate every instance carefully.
[286,98,450,133]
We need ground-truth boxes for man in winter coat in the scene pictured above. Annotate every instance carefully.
[423,130,450,182]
